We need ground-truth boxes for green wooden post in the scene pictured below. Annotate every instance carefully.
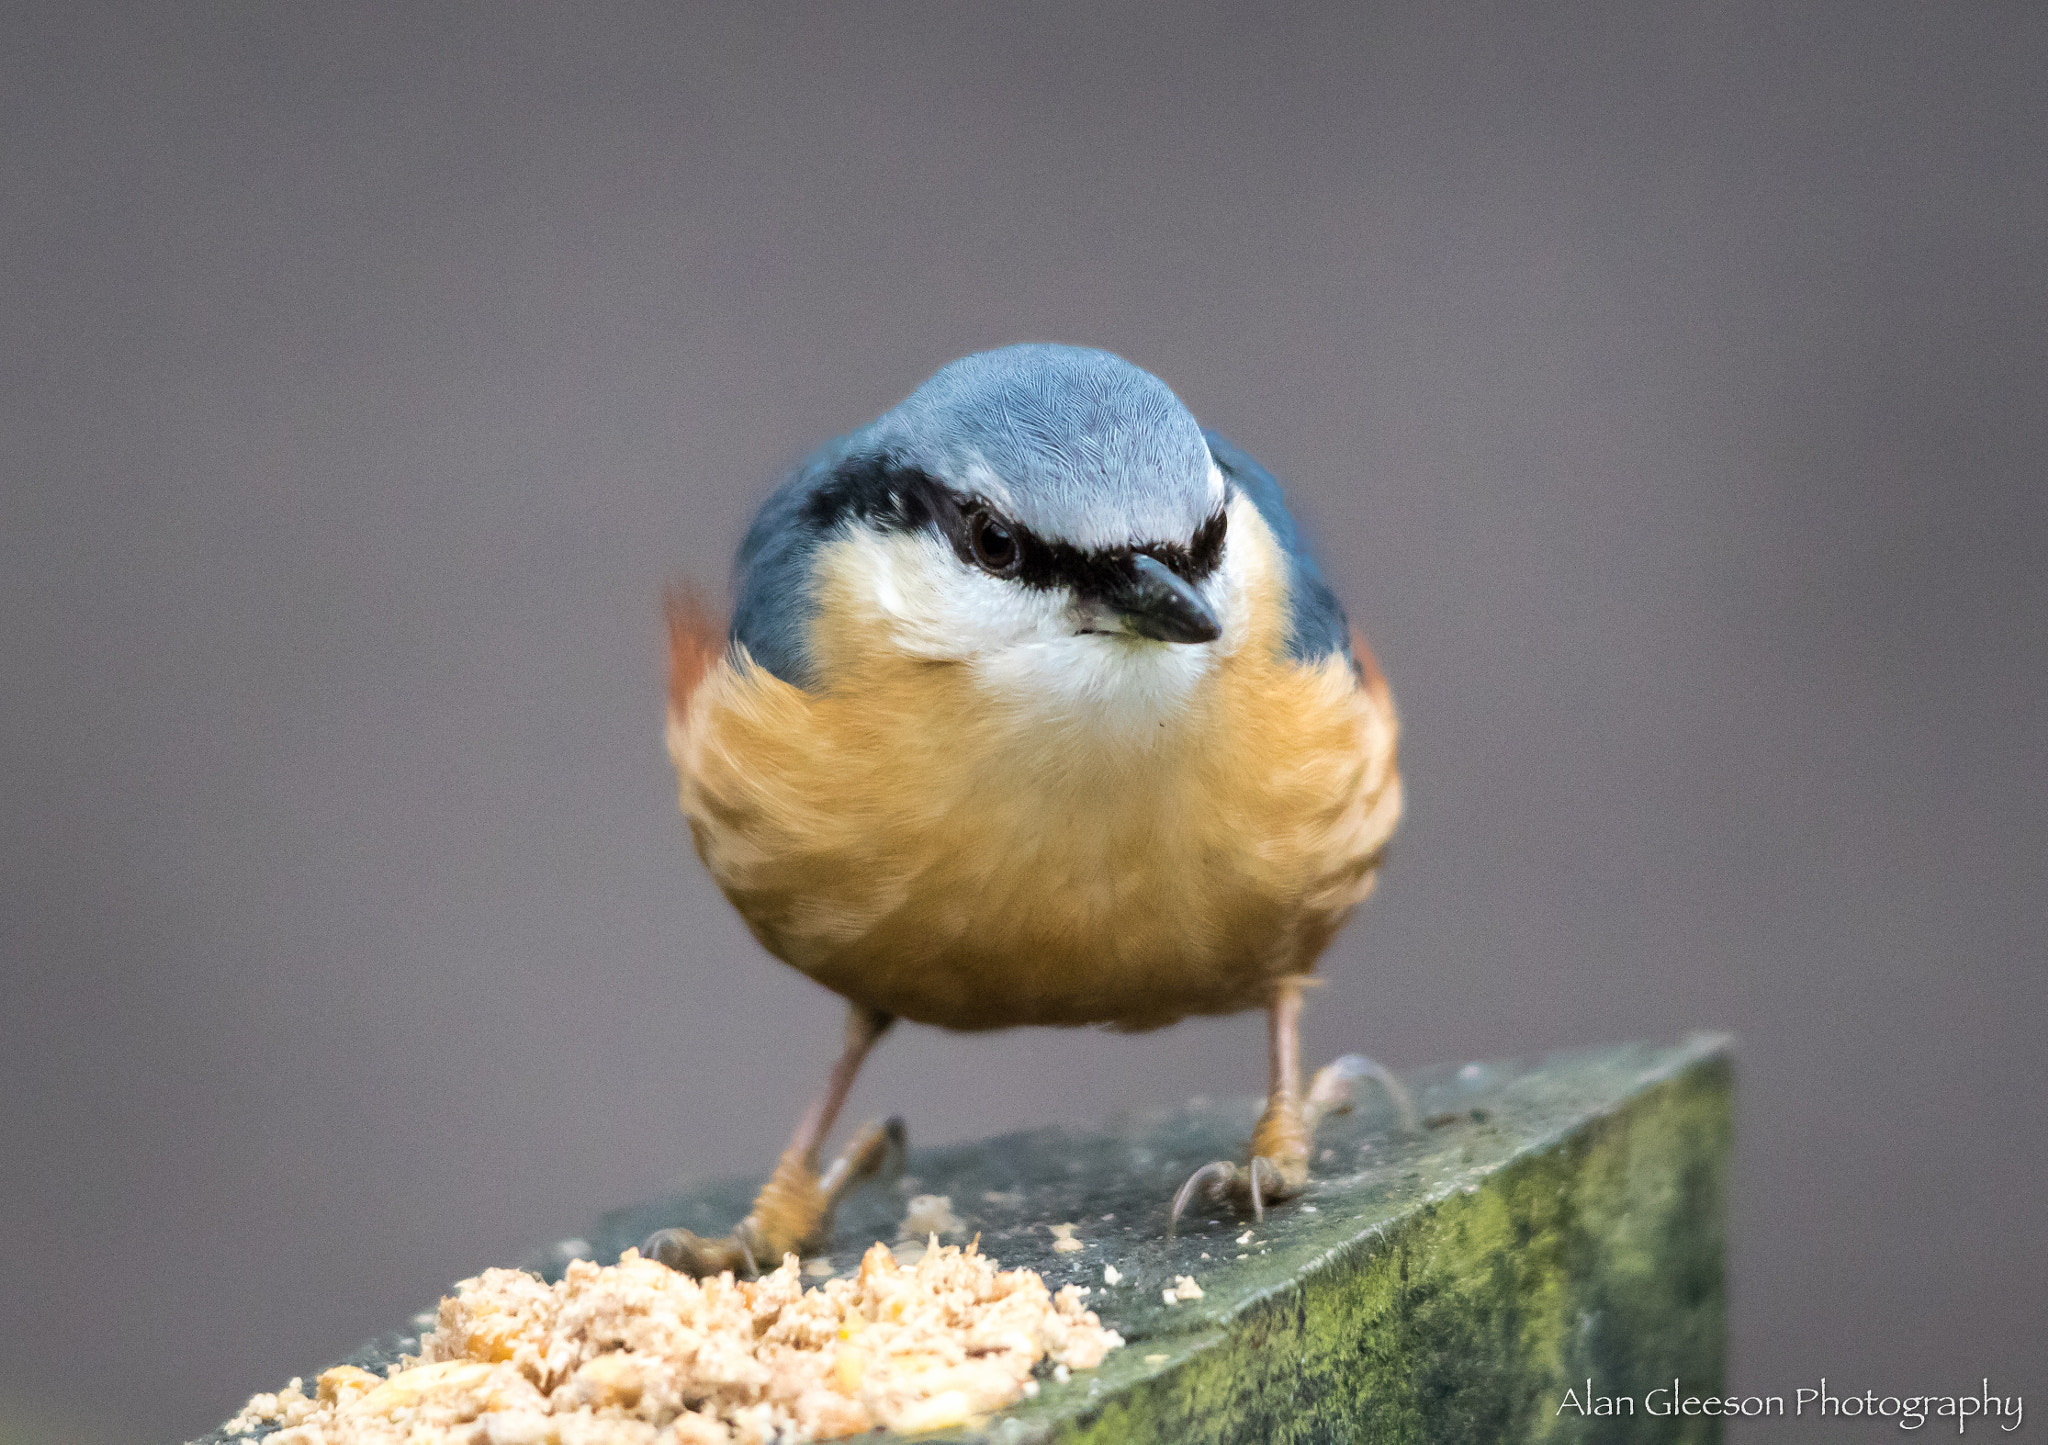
[198,1035,1731,1444]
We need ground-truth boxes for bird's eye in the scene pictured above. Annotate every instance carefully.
[967,509,1021,576]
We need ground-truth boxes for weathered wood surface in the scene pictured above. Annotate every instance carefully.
[196,1034,1731,1444]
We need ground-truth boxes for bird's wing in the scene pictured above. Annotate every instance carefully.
[1203,431,1361,671]
[726,439,873,690]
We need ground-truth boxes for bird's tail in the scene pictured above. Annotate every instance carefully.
[664,584,727,722]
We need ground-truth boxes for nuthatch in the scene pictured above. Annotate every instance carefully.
[645,345,1405,1276]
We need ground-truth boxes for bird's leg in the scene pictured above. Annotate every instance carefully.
[1169,979,1416,1233]
[643,1003,897,1277]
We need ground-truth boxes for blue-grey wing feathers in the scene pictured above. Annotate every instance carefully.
[1203,431,1353,667]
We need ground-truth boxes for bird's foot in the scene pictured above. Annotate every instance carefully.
[1168,1053,1414,1234]
[1168,1156,1289,1229]
[642,1116,904,1278]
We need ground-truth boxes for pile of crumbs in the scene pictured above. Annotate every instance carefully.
[225,1240,1121,1444]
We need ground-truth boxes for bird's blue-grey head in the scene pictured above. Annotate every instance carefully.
[733,345,1255,708]
[871,344,1222,554]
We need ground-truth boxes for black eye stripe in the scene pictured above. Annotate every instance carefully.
[804,455,947,533]
[812,455,1227,593]
[1004,520,1225,592]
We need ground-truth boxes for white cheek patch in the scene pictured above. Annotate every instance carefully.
[828,527,1066,662]
[823,498,1269,748]
[1204,492,1264,656]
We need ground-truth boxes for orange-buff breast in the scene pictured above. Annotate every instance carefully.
[666,511,1400,1033]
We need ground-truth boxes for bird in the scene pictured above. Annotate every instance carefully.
[644,343,1406,1278]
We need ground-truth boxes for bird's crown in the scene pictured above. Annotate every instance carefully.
[861,344,1222,552]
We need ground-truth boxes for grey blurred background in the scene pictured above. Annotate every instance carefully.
[3,3,2043,1440]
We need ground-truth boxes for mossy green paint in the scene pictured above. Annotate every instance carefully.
[1022,1052,1728,1444]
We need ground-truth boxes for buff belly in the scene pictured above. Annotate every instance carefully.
[673,637,1399,1034]
[691,761,1338,1030]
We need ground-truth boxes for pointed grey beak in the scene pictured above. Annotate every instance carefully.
[1100,553,1222,644]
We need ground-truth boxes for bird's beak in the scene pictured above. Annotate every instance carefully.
[1096,553,1223,644]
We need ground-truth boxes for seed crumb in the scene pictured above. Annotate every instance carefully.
[223,1241,1121,1443]
[1160,1275,1204,1305]
[899,1193,966,1240]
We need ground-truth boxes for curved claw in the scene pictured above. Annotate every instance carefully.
[1307,1052,1418,1134]
[1246,1155,1276,1223]
[729,1222,764,1279]
[1169,1155,1296,1235]
[818,1115,906,1205]
[1168,1160,1239,1236]
[638,1227,755,1279]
